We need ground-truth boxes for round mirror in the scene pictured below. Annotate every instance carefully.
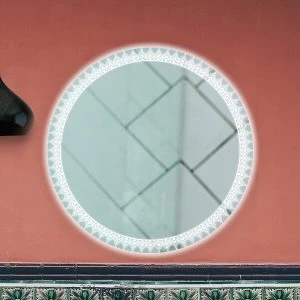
[47,45,255,253]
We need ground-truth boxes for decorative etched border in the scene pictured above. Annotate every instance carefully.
[46,45,255,253]
[0,285,299,300]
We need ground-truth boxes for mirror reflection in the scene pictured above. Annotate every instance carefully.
[61,61,239,239]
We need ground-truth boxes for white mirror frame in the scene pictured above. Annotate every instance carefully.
[46,45,255,253]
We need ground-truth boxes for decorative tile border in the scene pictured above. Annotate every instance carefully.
[233,289,262,300]
[135,289,166,300]
[36,289,66,300]
[0,285,299,300]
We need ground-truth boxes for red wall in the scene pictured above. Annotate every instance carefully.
[0,0,299,263]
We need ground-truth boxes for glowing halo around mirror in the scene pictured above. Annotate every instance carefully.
[46,45,255,253]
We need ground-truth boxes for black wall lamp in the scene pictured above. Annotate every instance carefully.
[0,77,33,136]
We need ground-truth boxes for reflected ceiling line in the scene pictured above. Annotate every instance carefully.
[179,160,222,205]
[192,129,238,172]
[87,88,167,171]
[122,156,223,211]
[124,76,184,129]
[121,159,180,210]
[62,144,117,206]
[145,62,208,90]
[194,69,216,89]
[61,144,151,239]
[194,78,205,88]
[127,80,186,157]
[144,62,172,87]
[196,88,236,130]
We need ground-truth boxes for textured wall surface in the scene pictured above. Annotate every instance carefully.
[0,0,299,263]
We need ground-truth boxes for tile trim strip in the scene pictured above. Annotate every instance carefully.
[0,283,299,300]
[0,265,299,281]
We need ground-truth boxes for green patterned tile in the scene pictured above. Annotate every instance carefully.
[2,289,33,300]
[169,289,199,300]
[233,289,262,300]
[265,289,294,300]
[36,289,67,300]
[202,289,229,300]
[135,289,166,300]
[103,289,132,300]
[70,289,99,300]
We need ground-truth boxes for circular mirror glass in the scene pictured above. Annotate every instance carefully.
[47,45,255,253]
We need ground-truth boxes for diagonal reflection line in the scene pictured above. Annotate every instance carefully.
[62,144,151,239]
[87,88,167,171]
[192,130,238,172]
[194,70,216,89]
[196,87,236,130]
[144,61,172,87]
[62,143,117,206]
[194,79,205,88]
[180,160,222,205]
[121,160,180,210]
[125,77,184,129]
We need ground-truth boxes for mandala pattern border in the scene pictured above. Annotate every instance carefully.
[0,286,299,300]
[46,45,255,253]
